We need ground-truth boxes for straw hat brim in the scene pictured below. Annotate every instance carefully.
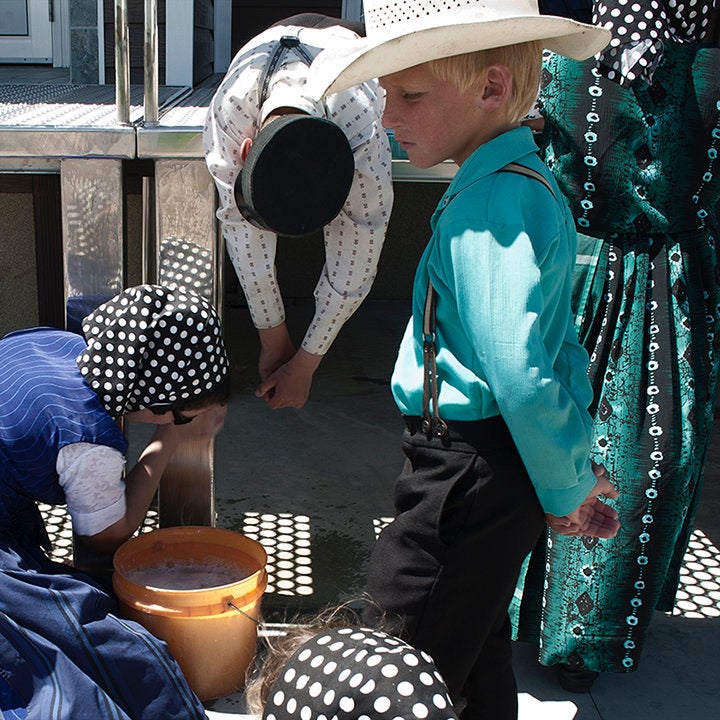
[310,17,611,97]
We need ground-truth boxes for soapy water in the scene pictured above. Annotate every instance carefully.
[124,558,253,590]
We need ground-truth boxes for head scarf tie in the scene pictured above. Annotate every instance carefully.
[592,0,717,86]
[262,627,458,720]
[77,284,229,417]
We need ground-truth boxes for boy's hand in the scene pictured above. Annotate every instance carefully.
[546,465,620,538]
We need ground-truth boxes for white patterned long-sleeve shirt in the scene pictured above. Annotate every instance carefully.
[203,22,393,355]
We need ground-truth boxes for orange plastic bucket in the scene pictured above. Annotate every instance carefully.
[112,526,267,701]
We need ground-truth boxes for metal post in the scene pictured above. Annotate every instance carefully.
[115,0,131,125]
[61,157,125,576]
[144,0,159,126]
[154,158,220,527]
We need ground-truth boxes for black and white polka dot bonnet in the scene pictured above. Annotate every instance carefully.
[262,627,458,720]
[77,284,229,417]
[592,0,716,86]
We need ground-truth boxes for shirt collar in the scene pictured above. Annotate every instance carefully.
[441,126,540,205]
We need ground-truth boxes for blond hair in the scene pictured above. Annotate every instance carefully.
[428,41,543,123]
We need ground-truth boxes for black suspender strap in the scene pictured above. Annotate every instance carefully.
[500,162,556,198]
[422,279,447,438]
[420,162,556,438]
[258,35,316,109]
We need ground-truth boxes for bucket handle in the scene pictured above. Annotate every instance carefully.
[224,567,268,623]
[226,600,259,624]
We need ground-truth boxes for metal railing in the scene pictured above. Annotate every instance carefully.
[115,0,159,126]
[144,0,159,126]
[114,0,130,125]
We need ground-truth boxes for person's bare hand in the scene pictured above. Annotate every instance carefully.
[546,464,620,539]
[256,364,312,409]
[258,324,296,381]
[255,348,322,409]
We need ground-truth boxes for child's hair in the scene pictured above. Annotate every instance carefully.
[244,600,459,720]
[244,599,401,716]
[428,40,543,123]
[246,602,358,715]
[177,373,231,412]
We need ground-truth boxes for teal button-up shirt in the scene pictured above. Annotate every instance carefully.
[391,127,596,516]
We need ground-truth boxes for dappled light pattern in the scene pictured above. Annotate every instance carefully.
[38,503,158,564]
[242,512,313,597]
[672,529,720,619]
[37,507,719,618]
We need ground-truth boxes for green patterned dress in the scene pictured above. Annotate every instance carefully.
[512,42,720,673]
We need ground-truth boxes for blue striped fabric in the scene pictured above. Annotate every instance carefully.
[0,328,127,543]
[0,548,207,719]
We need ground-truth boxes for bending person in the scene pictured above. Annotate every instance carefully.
[204,13,393,410]
[0,284,230,719]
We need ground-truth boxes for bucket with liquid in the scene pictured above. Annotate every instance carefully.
[112,526,267,701]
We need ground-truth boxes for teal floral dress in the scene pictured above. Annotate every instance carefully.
[512,41,720,673]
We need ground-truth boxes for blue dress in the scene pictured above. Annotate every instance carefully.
[0,329,207,719]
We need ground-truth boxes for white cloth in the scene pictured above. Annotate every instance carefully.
[56,442,126,536]
[203,22,393,355]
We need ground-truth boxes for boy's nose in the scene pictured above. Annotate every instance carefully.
[381,100,398,130]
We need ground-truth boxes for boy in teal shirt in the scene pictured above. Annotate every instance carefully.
[311,1,619,717]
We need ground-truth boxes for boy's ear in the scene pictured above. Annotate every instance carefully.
[479,63,513,111]
[240,137,253,162]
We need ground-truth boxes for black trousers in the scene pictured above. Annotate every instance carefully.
[365,416,546,720]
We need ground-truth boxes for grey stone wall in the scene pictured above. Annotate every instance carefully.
[70,0,100,84]
[0,192,38,336]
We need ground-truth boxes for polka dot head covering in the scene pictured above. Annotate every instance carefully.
[77,284,229,417]
[592,1,716,86]
[262,627,459,720]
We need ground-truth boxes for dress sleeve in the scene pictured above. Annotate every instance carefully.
[56,443,127,537]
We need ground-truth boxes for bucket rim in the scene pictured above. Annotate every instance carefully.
[112,526,268,609]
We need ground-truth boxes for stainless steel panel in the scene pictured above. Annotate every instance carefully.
[0,128,136,159]
[0,157,61,173]
[136,127,204,158]
[0,83,139,159]
[136,81,217,158]
[61,157,124,574]
[153,158,221,527]
[61,157,124,332]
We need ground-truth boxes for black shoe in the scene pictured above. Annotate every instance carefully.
[558,662,599,693]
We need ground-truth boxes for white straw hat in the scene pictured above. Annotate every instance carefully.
[310,0,611,97]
